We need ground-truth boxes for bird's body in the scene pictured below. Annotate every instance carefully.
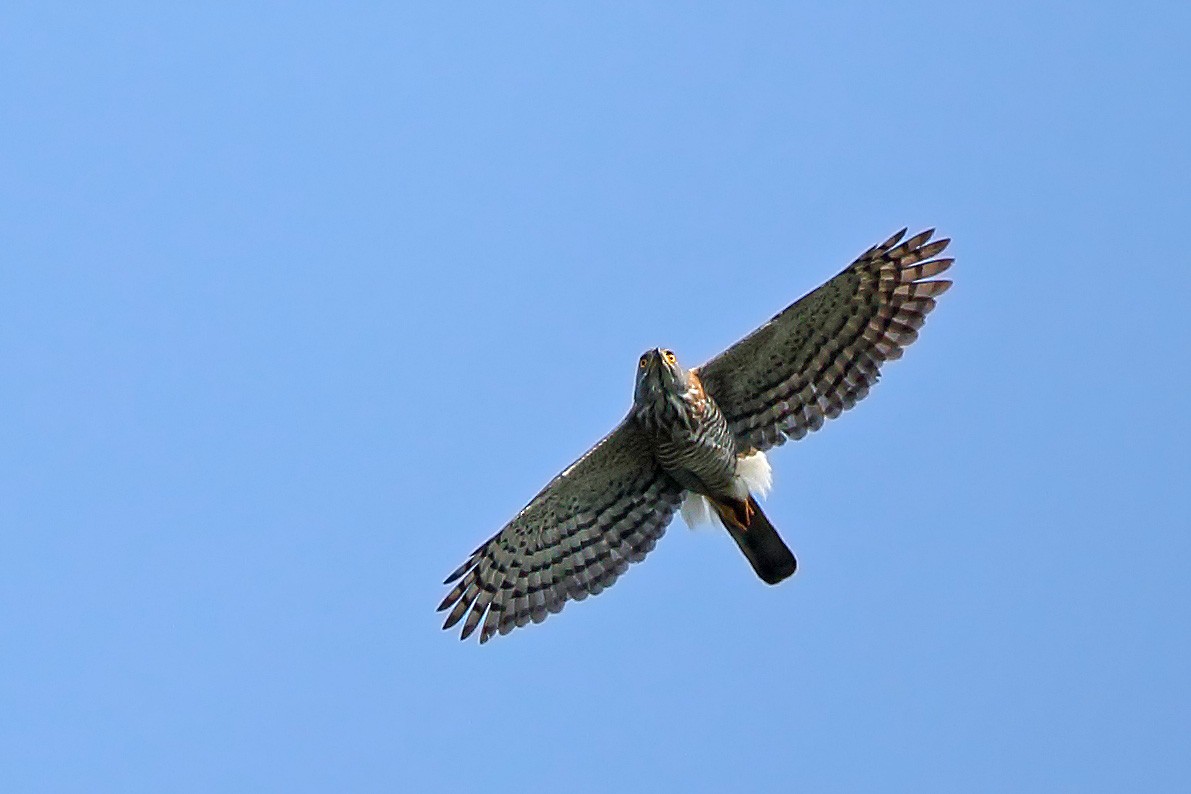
[632,349,738,499]
[632,348,798,584]
[439,228,954,643]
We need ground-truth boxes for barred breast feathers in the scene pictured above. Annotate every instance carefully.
[680,449,773,530]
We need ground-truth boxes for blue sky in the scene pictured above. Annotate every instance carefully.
[3,3,1188,791]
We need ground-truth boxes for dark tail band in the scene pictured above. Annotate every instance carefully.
[712,496,797,585]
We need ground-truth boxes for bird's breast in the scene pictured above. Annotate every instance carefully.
[652,386,738,497]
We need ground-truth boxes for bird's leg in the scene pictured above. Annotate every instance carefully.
[710,498,750,533]
[722,498,753,530]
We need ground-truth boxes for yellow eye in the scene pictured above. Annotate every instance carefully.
[639,356,648,368]
[664,351,677,364]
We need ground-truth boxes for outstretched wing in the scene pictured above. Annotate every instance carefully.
[438,418,683,643]
[698,228,953,451]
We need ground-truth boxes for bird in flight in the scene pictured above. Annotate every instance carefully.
[439,228,953,643]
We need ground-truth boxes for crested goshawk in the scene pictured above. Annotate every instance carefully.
[439,228,953,643]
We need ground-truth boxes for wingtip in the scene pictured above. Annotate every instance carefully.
[883,227,909,250]
[902,228,936,251]
[441,601,467,629]
[443,558,471,585]
[864,228,908,259]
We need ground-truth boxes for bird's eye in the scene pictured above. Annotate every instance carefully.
[639,356,648,368]
[664,351,677,364]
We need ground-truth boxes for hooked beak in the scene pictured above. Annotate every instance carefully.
[648,348,666,372]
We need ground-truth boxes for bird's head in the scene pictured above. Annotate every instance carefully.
[633,347,688,412]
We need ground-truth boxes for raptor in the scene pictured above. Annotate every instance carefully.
[438,228,953,643]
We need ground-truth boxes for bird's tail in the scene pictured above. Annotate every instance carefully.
[711,496,798,585]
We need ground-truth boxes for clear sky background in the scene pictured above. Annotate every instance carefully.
[3,3,1188,792]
